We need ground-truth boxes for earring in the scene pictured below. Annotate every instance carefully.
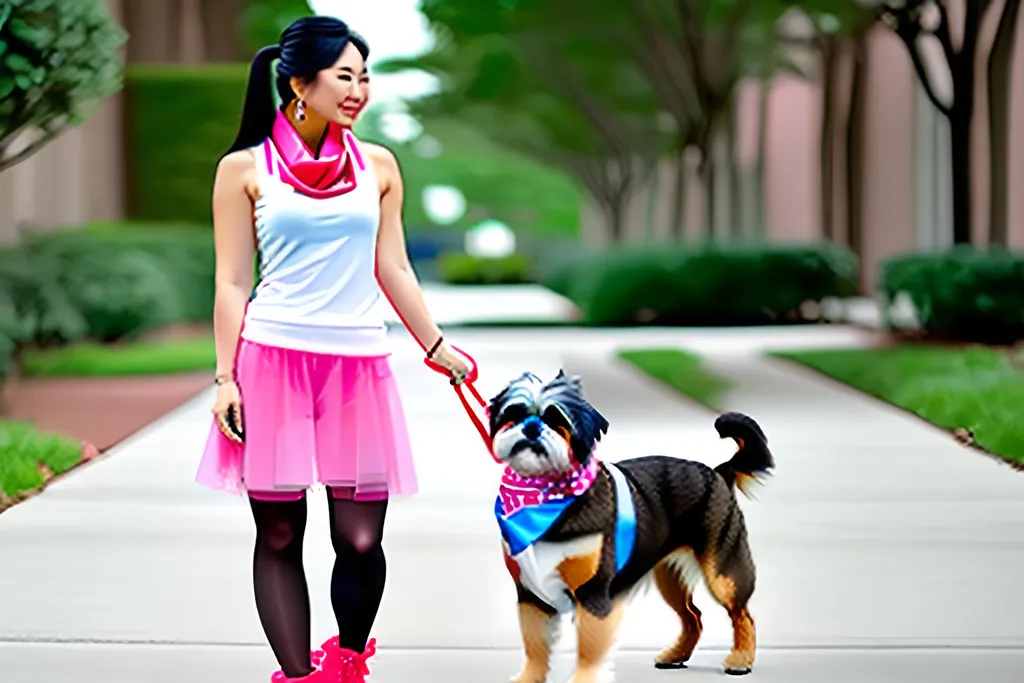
[296,99,306,122]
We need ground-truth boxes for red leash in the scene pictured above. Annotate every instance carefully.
[423,346,499,463]
[373,269,497,462]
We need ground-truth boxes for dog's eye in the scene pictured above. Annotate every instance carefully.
[542,405,572,431]
[502,404,530,424]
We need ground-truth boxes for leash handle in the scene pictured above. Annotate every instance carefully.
[424,345,500,463]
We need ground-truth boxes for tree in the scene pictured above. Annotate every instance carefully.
[0,0,126,174]
[380,0,668,241]
[879,0,1000,244]
[779,2,877,245]
[987,0,1022,246]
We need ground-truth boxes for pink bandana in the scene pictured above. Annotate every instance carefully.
[498,456,600,517]
[269,110,357,199]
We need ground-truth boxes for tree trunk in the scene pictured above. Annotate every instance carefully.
[704,156,716,239]
[726,102,740,241]
[820,36,838,242]
[607,200,625,243]
[949,102,974,244]
[672,151,687,238]
[987,0,1022,247]
[846,37,867,267]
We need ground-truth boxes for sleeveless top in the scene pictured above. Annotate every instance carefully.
[240,131,390,356]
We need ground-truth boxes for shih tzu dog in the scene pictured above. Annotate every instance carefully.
[488,371,774,683]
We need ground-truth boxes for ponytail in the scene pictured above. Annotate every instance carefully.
[224,45,282,157]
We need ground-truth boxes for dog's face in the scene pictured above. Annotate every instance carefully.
[488,370,609,477]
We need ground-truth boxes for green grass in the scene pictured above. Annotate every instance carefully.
[772,345,1024,463]
[0,421,83,499]
[20,336,216,377]
[618,348,732,411]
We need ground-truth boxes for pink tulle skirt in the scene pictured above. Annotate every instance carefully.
[195,340,417,501]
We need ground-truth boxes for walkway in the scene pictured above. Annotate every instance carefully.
[1,326,1023,682]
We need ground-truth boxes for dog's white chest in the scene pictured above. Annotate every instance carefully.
[509,533,602,613]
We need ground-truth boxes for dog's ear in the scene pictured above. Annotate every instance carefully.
[555,369,584,395]
[568,402,609,466]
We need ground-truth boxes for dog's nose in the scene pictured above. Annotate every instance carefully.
[522,416,542,441]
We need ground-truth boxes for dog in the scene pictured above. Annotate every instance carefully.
[488,371,774,682]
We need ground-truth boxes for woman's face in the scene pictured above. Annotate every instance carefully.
[301,42,370,127]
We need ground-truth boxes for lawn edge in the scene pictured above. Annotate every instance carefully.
[0,435,98,515]
[616,347,731,414]
[767,352,1024,473]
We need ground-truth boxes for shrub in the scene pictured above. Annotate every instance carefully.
[880,247,1024,343]
[436,253,533,285]
[544,243,859,326]
[0,0,126,172]
[22,223,215,341]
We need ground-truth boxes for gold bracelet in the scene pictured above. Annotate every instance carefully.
[214,374,234,386]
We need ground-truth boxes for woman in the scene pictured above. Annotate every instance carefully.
[195,15,471,683]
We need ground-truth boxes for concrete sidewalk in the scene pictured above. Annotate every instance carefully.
[2,325,1023,682]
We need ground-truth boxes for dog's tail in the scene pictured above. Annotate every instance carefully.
[713,412,774,499]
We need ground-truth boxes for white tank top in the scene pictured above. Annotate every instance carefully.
[240,132,390,356]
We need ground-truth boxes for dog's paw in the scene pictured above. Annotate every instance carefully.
[723,651,754,676]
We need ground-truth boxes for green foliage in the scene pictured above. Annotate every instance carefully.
[379,0,668,229]
[436,252,532,285]
[546,243,859,326]
[241,0,310,53]
[20,336,216,377]
[23,223,215,341]
[0,223,215,383]
[774,345,1024,464]
[880,248,1024,344]
[124,66,579,236]
[618,348,732,412]
[0,0,126,172]
[123,64,248,223]
[0,419,83,498]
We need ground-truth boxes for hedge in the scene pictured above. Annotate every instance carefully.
[124,65,249,223]
[436,253,532,285]
[544,243,859,326]
[880,247,1024,343]
[0,223,215,383]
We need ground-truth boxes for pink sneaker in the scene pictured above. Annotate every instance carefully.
[270,665,323,682]
[319,637,376,682]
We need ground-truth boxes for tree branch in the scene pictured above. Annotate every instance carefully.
[0,127,64,174]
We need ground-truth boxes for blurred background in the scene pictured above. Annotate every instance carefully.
[1,0,1023,506]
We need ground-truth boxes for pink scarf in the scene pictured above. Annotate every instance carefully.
[270,110,357,199]
[498,456,600,517]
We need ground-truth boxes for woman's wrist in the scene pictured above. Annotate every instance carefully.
[214,372,235,386]
[426,335,444,359]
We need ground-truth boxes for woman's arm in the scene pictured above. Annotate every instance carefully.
[212,151,257,380]
[370,145,468,380]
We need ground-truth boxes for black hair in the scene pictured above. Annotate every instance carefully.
[224,15,370,156]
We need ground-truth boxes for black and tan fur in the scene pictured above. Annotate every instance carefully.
[489,372,774,682]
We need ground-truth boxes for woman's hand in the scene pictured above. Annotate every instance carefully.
[212,379,244,443]
[429,342,472,385]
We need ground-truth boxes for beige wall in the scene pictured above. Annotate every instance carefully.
[0,0,125,243]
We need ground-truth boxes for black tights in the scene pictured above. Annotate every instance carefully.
[249,489,388,678]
